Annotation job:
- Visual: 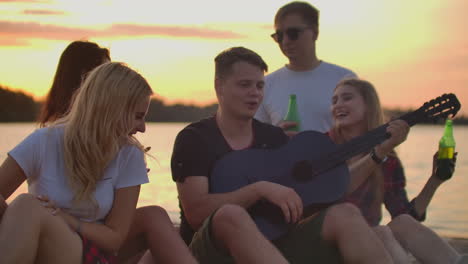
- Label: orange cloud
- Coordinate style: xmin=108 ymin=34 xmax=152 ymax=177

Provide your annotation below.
xmin=0 ymin=37 xmax=29 ymax=46
xmin=0 ymin=20 xmax=246 ymax=46
xmin=0 ymin=0 xmax=47 ymax=2
xmin=23 ymin=9 xmax=66 ymax=15
xmin=109 ymin=24 xmax=244 ymax=39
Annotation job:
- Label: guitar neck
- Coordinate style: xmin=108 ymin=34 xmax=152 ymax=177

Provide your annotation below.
xmin=312 ymin=110 xmax=422 ymax=175
xmin=302 ymin=93 xmax=460 ymax=179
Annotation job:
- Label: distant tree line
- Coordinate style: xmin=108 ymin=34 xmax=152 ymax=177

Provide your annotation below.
xmin=0 ymin=85 xmax=467 ymax=124
xmin=146 ymin=99 xmax=217 ymax=122
xmin=0 ymin=85 xmax=41 ymax=122
xmin=0 ymin=85 xmax=217 ymax=123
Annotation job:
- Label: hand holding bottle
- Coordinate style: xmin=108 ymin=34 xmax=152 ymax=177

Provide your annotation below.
xmin=278 ymin=120 xmax=299 ymax=138
xmin=432 ymin=151 xmax=457 ymax=182
xmin=435 ymin=119 xmax=456 ymax=180
xmin=282 ymin=94 xmax=301 ymax=137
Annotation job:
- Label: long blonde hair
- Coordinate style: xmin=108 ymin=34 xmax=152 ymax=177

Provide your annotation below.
xmin=330 ymin=78 xmax=389 ymax=211
xmin=55 ymin=62 xmax=152 ymax=209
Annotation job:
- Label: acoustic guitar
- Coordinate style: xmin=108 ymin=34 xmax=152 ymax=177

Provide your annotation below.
xmin=210 ymin=93 xmax=461 ymax=240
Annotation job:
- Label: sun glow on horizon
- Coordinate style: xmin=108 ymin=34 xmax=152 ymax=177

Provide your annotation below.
xmin=0 ymin=0 xmax=467 ymax=115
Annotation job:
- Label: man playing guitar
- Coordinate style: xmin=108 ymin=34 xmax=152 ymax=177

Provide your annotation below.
xmin=171 ymin=46 xmax=409 ymax=263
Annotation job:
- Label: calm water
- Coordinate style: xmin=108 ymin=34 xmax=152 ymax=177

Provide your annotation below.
xmin=1 ymin=123 xmax=467 ymax=238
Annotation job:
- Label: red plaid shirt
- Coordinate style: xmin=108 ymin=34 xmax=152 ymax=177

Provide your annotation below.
xmin=80 ymin=234 xmax=117 ymax=264
xmin=344 ymin=155 xmax=426 ymax=226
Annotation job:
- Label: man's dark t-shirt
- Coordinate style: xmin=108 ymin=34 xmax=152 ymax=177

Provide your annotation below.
xmin=171 ymin=116 xmax=288 ymax=244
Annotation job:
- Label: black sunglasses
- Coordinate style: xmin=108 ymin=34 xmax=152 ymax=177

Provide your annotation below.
xmin=271 ymin=27 xmax=313 ymax=43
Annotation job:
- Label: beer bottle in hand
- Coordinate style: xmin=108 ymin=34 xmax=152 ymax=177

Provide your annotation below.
xmin=284 ymin=94 xmax=301 ymax=132
xmin=436 ymin=119 xmax=456 ymax=180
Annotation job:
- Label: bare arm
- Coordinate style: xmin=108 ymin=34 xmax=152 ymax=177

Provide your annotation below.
xmin=177 ymin=176 xmax=302 ymax=231
xmin=55 ymin=186 xmax=141 ymax=252
xmin=177 ymin=176 xmax=260 ymax=230
xmin=0 ymin=156 xmax=27 ymax=218
xmin=347 ymin=154 xmax=380 ymax=193
xmin=411 ymin=177 xmax=441 ymax=217
xmin=347 ymin=120 xmax=410 ymax=193
xmin=411 ymin=152 xmax=454 ymax=217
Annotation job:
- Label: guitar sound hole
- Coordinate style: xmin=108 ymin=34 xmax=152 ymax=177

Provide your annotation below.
xmin=292 ymin=160 xmax=315 ymax=182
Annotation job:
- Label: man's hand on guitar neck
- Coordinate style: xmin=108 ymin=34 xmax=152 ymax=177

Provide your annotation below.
xmin=374 ymin=119 xmax=410 ymax=158
xmin=254 ymin=181 xmax=303 ymax=224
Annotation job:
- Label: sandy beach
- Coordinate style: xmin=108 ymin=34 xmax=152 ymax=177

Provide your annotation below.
xmin=408 ymin=237 xmax=468 ymax=263
xmin=447 ymin=237 xmax=468 ymax=254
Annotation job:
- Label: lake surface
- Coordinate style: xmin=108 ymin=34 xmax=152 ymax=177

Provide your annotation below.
xmin=1 ymin=122 xmax=467 ymax=238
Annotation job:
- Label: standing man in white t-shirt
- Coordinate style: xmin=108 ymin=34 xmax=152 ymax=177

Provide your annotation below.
xmin=255 ymin=1 xmax=356 ymax=135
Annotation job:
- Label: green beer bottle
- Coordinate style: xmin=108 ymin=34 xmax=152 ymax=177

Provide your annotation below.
xmin=436 ymin=119 xmax=456 ymax=180
xmin=284 ymin=94 xmax=301 ymax=132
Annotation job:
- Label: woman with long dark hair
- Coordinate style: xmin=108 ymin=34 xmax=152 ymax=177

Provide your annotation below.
xmin=38 ymin=40 xmax=110 ymax=126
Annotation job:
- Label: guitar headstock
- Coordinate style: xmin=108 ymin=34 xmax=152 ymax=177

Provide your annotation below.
xmin=407 ymin=93 xmax=461 ymax=125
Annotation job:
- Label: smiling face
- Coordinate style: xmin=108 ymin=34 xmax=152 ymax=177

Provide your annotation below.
xmin=129 ymin=95 xmax=151 ymax=135
xmin=331 ymin=84 xmax=367 ymax=131
xmin=216 ymin=61 xmax=264 ymax=120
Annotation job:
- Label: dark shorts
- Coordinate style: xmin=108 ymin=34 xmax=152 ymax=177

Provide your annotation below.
xmin=79 ymin=233 xmax=117 ymax=264
xmin=189 ymin=211 xmax=235 ymax=264
xmin=189 ymin=209 xmax=342 ymax=264
xmin=273 ymin=210 xmax=343 ymax=264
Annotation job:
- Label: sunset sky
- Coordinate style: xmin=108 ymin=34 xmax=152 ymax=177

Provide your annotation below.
xmin=1 ymin=0 xmax=467 ymax=116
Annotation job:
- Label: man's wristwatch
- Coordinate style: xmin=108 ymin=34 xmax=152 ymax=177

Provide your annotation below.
xmin=370 ymin=148 xmax=388 ymax=164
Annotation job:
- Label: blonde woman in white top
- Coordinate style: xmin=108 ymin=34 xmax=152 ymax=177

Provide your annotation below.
xmin=0 ymin=62 xmax=196 ymax=264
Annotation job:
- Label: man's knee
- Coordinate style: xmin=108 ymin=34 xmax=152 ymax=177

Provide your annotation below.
xmin=212 ymin=204 xmax=249 ymax=228
xmin=326 ymin=203 xmax=362 ymax=224
xmin=322 ymin=203 xmax=365 ymax=239
xmin=208 ymin=204 xmax=253 ymax=251
xmin=212 ymin=204 xmax=251 ymax=237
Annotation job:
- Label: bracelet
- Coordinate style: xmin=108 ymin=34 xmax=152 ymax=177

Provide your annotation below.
xmin=370 ymin=148 xmax=388 ymax=164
